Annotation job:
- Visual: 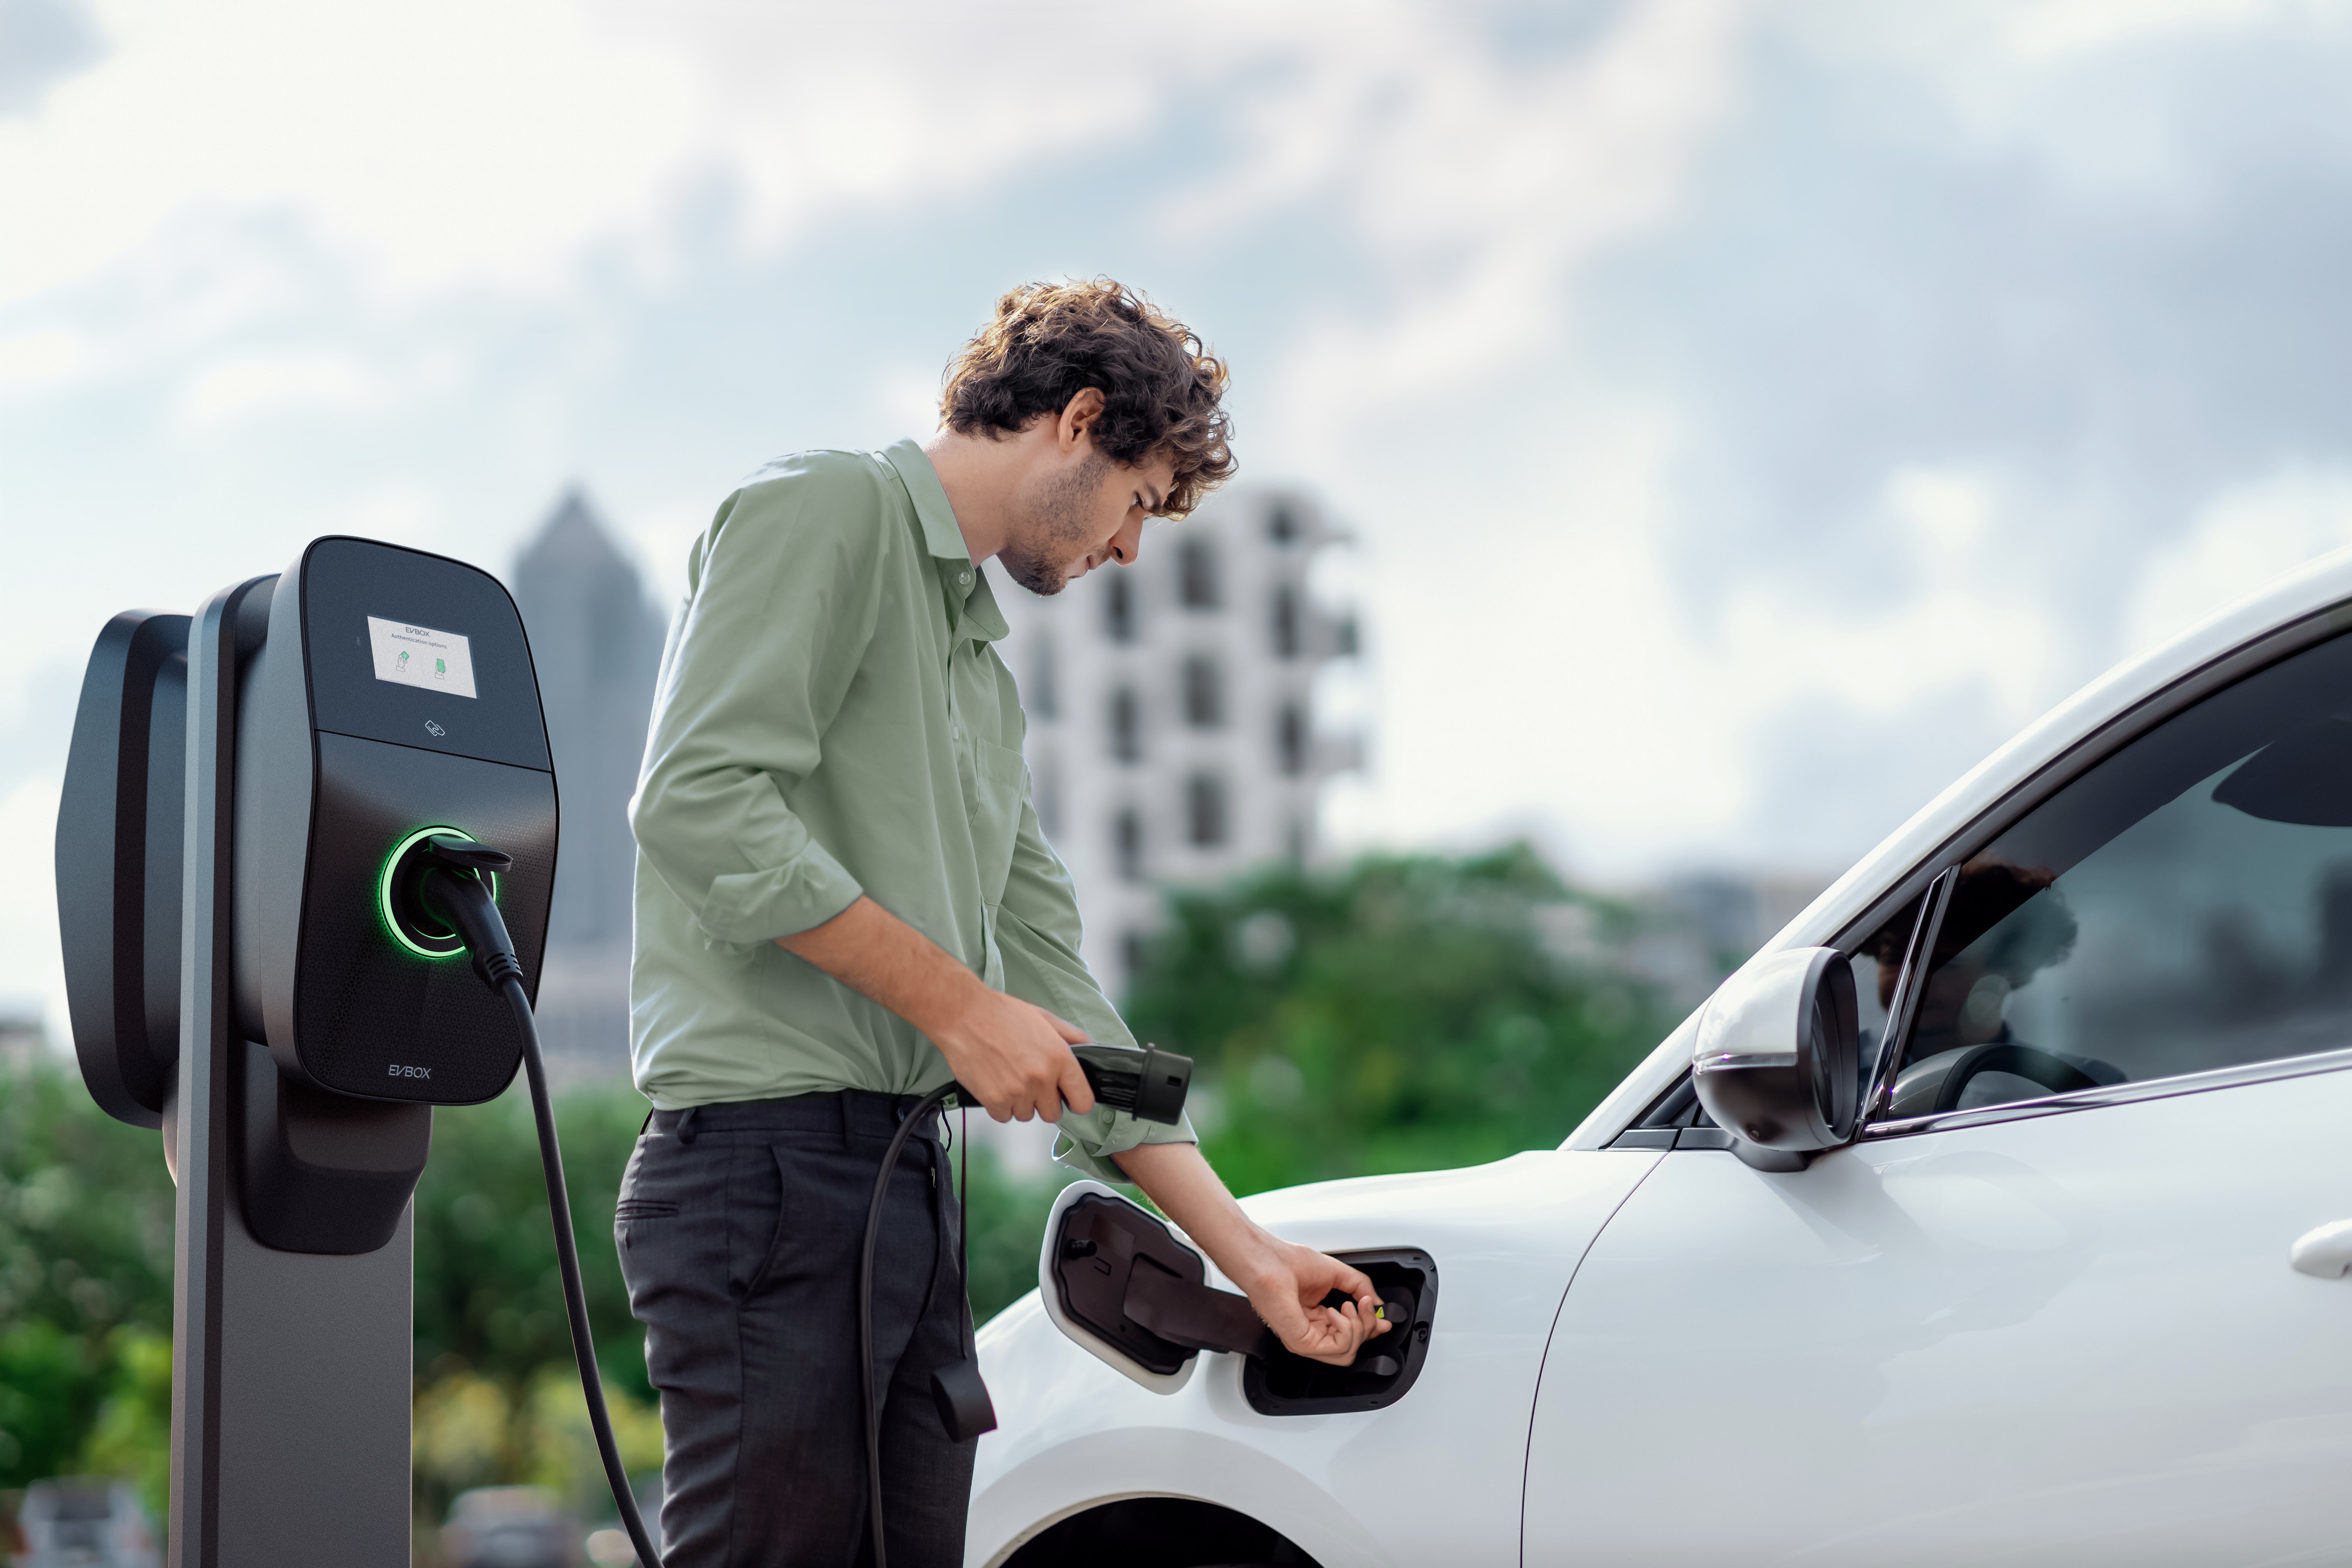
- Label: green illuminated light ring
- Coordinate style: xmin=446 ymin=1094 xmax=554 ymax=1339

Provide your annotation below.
xmin=377 ymin=825 xmax=501 ymax=960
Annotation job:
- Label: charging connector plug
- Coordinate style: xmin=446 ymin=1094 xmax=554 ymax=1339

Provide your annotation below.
xmin=416 ymin=836 xmax=520 ymax=988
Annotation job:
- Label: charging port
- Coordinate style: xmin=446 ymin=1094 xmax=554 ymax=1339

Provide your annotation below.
xmin=1044 ymin=1188 xmax=1438 ymax=1413
xmin=377 ymin=825 xmax=498 ymax=959
xmin=1241 ymin=1249 xmax=1437 ymax=1416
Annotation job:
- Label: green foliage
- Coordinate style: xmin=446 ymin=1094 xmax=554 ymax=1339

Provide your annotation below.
xmin=956 ymin=1140 xmax=1075 ymax=1326
xmin=413 ymin=1085 xmax=648 ymax=1401
xmin=0 ymin=1060 xmax=175 ymax=1490
xmin=79 ymin=1327 xmax=172 ymax=1521
xmin=410 ymin=1082 xmax=653 ymax=1526
xmin=1122 ymin=843 xmax=1665 ymax=1197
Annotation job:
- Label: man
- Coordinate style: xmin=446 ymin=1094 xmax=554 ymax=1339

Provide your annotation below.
xmin=619 ymin=279 xmax=1388 ymax=1566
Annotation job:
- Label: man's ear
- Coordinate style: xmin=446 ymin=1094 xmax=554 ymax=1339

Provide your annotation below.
xmin=1057 ymin=387 xmax=1107 ymax=454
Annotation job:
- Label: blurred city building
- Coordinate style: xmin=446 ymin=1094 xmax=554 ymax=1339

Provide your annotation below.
xmin=994 ymin=486 xmax=1366 ymax=992
xmin=509 ymin=489 xmax=665 ymax=1083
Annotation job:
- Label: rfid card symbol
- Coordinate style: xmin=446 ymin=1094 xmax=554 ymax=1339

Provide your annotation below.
xmin=425 ymin=720 xmax=445 ymax=736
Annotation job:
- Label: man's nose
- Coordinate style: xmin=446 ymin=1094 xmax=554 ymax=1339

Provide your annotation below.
xmin=1105 ymin=515 xmax=1144 ymax=567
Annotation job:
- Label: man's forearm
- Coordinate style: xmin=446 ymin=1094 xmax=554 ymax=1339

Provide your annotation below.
xmin=775 ymin=894 xmax=983 ymax=1041
xmin=775 ymin=895 xmax=1094 ymax=1120
xmin=1111 ymin=1141 xmax=1280 ymax=1289
xmin=1113 ymin=1141 xmax=1388 ymax=1366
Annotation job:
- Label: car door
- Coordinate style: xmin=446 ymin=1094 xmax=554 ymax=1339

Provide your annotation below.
xmin=1525 ymin=624 xmax=2352 ymax=1566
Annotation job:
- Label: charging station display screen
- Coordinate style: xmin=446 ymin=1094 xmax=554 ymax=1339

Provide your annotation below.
xmin=365 ymin=617 xmax=478 ymax=700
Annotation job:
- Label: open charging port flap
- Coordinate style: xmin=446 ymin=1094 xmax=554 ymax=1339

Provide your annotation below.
xmin=1036 ymin=1180 xmax=1438 ymax=1414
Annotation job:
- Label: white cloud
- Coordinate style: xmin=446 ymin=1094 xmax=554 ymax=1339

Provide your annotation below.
xmin=0 ymin=0 xmax=703 ymax=306
xmin=1228 ymin=0 xmax=1748 ymax=458
xmin=2123 ymin=465 xmax=2352 ymax=658
xmin=1990 ymin=0 xmax=2336 ymax=64
xmin=1717 ymin=464 xmax=2056 ymax=731
xmin=180 ymin=350 xmax=379 ymax=426
xmin=0 ymin=326 xmax=85 ymax=388
xmin=0 ymin=0 xmax=1334 ymax=318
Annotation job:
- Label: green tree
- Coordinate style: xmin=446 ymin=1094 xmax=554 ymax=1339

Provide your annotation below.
xmin=0 ymin=1060 xmax=175 ymax=1491
xmin=410 ymin=1082 xmax=652 ymax=1527
xmin=1122 ymin=844 xmax=1665 ymax=1197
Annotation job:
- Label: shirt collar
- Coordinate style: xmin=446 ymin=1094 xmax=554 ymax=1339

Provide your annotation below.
xmin=883 ymin=439 xmax=973 ymax=562
xmin=882 ymin=439 xmax=1008 ymax=644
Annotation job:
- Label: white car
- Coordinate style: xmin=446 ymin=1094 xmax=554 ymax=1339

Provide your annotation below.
xmin=968 ymin=548 xmax=2352 ymax=1568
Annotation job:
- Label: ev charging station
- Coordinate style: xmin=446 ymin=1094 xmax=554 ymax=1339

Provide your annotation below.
xmin=55 ymin=532 xmax=1205 ymax=1568
xmin=57 ymin=538 xmax=559 ymax=1566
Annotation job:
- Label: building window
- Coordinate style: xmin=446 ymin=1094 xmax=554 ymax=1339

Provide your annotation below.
xmin=1182 ymin=656 xmax=1223 ymax=728
xmin=1106 ymin=573 xmax=1135 ymax=643
xmin=1277 ymin=703 xmax=1306 ymax=775
xmin=1272 ymin=584 xmax=1300 ymax=659
xmin=1110 ymin=687 xmax=1141 ymax=763
xmin=1186 ymin=774 xmax=1228 ymax=848
xmin=1121 ymin=929 xmax=1152 ymax=983
xmin=1029 ymin=636 xmax=1057 ymax=720
xmin=1114 ymin=809 xmax=1144 ymax=882
xmin=1268 ymin=503 xmax=1298 ymax=544
xmin=1180 ymin=537 xmax=1220 ymax=610
xmin=1285 ymin=815 xmax=1309 ymax=864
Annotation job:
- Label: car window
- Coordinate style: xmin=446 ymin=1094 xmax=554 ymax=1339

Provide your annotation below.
xmin=1864 ymin=630 xmax=2352 ymax=1122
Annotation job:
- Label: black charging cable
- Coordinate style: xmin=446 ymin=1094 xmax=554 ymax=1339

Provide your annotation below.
xmin=418 ymin=834 xmax=1196 ymax=1568
xmin=418 ymin=840 xmax=665 ymax=1568
xmin=860 ymin=1079 xmax=966 ymax=1568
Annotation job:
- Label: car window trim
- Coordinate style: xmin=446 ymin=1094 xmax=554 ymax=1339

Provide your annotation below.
xmin=1860 ymin=1045 xmax=2352 ymax=1140
xmin=1860 ymin=867 xmax=1955 ymax=1125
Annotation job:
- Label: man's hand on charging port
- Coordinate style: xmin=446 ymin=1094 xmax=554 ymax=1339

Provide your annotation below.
xmin=1113 ymin=1142 xmax=1392 ymax=1367
xmin=775 ymin=895 xmax=1094 ymax=1123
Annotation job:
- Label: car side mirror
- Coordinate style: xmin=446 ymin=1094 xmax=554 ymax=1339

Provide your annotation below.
xmin=1691 ymin=946 xmax=1860 ymax=1172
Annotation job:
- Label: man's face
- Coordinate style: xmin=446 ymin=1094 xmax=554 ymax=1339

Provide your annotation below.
xmin=999 ymin=443 xmax=1175 ymax=597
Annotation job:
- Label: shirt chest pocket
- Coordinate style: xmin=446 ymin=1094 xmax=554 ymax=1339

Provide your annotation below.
xmin=971 ymin=740 xmax=1027 ymax=907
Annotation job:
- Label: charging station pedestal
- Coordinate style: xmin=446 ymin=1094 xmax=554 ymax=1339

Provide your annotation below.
xmin=59 ymin=541 xmax=558 ymax=1567
xmin=166 ymin=577 xmax=416 ymax=1566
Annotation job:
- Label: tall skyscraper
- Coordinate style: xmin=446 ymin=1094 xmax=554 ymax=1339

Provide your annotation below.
xmin=509 ymin=489 xmax=665 ymax=1078
xmin=993 ymin=485 xmax=1365 ymax=992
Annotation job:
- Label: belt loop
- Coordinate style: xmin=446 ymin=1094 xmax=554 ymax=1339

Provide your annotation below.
xmin=676 ymin=1106 xmax=700 ymax=1146
xmin=835 ymin=1089 xmax=851 ymax=1152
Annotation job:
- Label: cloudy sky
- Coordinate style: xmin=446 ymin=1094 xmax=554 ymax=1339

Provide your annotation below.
xmin=6 ymin=0 xmax=2352 ymax=1029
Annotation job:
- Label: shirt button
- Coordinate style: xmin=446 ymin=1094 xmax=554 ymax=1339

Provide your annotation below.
xmin=959 ymin=570 xmax=971 ymax=585
xmin=952 ymin=725 xmax=961 ymax=740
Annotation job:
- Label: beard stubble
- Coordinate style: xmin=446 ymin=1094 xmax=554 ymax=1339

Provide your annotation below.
xmin=999 ymin=451 xmax=1108 ymax=596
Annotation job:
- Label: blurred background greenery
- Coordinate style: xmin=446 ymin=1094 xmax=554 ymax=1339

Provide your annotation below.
xmin=0 ymin=844 xmax=1680 ymax=1545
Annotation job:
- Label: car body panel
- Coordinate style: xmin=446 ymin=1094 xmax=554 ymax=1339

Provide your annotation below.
xmin=1528 ymin=1066 xmax=2352 ymax=1565
xmin=969 ymin=1148 xmax=1660 ymax=1567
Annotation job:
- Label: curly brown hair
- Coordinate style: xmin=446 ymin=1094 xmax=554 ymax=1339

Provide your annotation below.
xmin=940 ymin=278 xmax=1236 ymax=517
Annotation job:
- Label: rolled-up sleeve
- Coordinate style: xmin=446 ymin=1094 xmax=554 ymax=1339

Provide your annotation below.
xmin=994 ymin=791 xmax=1196 ymax=1183
xmin=629 ymin=468 xmax=885 ymax=948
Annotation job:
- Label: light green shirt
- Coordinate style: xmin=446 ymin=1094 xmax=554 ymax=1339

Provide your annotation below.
xmin=626 ymin=439 xmax=1192 ymax=1181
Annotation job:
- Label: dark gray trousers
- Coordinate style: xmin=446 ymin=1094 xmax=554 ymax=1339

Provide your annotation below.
xmin=615 ymin=1091 xmax=977 ymax=1567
